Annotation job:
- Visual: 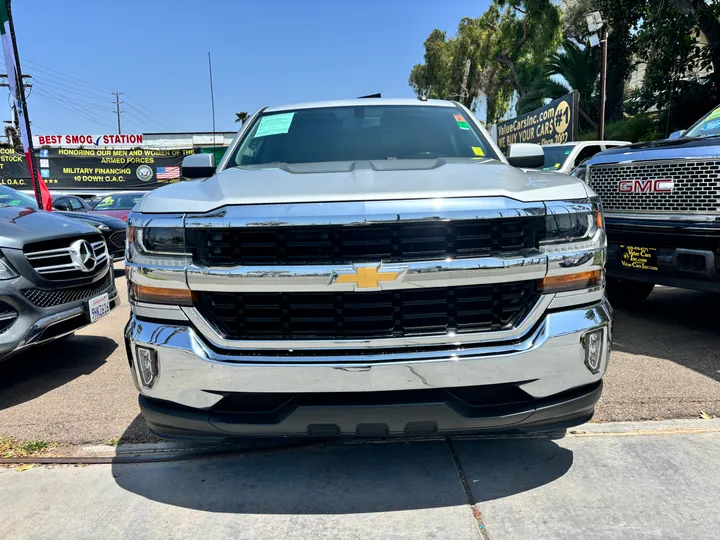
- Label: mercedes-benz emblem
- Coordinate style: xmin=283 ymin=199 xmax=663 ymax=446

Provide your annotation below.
xmin=70 ymin=239 xmax=97 ymax=272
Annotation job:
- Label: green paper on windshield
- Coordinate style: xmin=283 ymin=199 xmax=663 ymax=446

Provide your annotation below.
xmin=457 ymin=121 xmax=470 ymax=130
xmin=255 ymin=113 xmax=295 ymax=137
xmin=565 ymin=149 xmax=571 ymax=154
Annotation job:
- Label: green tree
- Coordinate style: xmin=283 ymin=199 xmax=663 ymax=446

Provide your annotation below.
xmin=234 ymin=111 xmax=249 ymax=124
xmin=408 ymin=0 xmax=561 ymax=123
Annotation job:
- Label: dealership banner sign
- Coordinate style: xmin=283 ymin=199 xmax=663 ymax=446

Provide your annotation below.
xmin=0 ymin=147 xmax=195 ymax=190
xmin=33 ymin=133 xmax=145 ymax=147
xmin=495 ymin=91 xmax=578 ymax=152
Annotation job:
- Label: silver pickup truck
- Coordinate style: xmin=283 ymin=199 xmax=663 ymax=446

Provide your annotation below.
xmin=124 ymin=98 xmax=612 ymax=439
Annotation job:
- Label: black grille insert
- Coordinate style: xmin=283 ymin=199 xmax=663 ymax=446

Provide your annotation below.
xmin=195 ymin=281 xmax=539 ymax=340
xmin=22 ymin=270 xmax=114 ymax=308
xmin=109 ymin=230 xmax=126 ymax=250
xmin=187 ymin=218 xmax=540 ymax=266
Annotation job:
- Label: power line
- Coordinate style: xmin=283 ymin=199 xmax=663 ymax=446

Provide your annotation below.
xmin=32 ymin=89 xmax=116 ymax=131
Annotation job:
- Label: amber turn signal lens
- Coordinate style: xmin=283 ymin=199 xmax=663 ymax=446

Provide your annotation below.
xmin=539 ymin=270 xmax=603 ymax=293
xmin=130 ymin=284 xmax=196 ymax=306
xmin=593 ymin=210 xmax=604 ymax=229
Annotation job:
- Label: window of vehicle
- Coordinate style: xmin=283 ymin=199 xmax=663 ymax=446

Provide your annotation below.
xmin=0 ymin=185 xmax=38 ymax=208
xmin=573 ymin=145 xmax=602 ymax=167
xmin=683 ymin=106 xmax=720 ymax=138
xmin=53 ymin=197 xmax=70 ymax=211
xmin=538 ymin=145 xmax=574 ymax=170
xmin=92 ymin=194 xmax=143 ymax=210
xmin=69 ymin=197 xmax=85 ymax=211
xmin=228 ymin=105 xmax=497 ymax=167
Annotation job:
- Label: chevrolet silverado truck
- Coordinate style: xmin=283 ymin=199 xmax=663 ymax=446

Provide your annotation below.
xmin=584 ymin=105 xmax=720 ymax=306
xmin=124 ymin=98 xmax=612 ymax=439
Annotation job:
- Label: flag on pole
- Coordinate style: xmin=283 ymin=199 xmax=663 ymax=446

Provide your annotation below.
xmin=0 ymin=1 xmax=51 ymax=210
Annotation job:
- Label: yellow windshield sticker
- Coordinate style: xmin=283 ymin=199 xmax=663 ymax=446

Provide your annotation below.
xmin=255 ymin=113 xmax=295 ymax=138
xmin=472 ymin=146 xmax=485 ymax=156
xmin=707 ymin=108 xmax=720 ymax=121
xmin=554 ymin=163 xmax=561 ymax=169
xmin=96 ymin=196 xmax=114 ymax=208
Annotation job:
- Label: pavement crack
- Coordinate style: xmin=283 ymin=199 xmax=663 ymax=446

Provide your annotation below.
xmin=445 ymin=438 xmax=490 ymax=540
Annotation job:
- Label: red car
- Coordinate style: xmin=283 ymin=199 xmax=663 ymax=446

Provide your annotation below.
xmin=89 ymin=192 xmax=146 ymax=222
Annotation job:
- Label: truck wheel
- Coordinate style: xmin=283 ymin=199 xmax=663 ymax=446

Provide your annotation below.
xmin=606 ymin=278 xmax=655 ymax=308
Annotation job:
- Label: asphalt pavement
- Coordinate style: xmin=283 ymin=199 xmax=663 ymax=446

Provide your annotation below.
xmin=0 ymin=263 xmax=718 ymax=445
xmin=2 ymin=420 xmax=719 ymax=540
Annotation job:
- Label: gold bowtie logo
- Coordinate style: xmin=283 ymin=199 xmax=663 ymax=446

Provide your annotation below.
xmin=334 ymin=266 xmax=401 ymax=289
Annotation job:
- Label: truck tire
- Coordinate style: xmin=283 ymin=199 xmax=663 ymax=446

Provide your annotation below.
xmin=606 ymin=278 xmax=655 ymax=308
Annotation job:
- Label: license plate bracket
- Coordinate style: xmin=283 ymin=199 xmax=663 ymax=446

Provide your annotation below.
xmin=619 ymin=245 xmax=658 ymax=271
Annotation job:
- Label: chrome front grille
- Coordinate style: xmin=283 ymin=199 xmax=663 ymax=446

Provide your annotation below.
xmin=24 ymin=236 xmax=109 ymax=280
xmin=588 ymin=159 xmax=720 ymax=213
xmin=195 ymin=281 xmax=539 ymax=340
xmin=186 ymin=218 xmax=540 ymax=266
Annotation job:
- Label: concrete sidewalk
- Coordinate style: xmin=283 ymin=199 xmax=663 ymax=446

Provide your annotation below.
xmin=1 ymin=420 xmax=719 ymax=540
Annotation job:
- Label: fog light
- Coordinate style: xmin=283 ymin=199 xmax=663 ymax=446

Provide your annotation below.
xmin=136 ymin=346 xmax=159 ymax=388
xmin=583 ymin=330 xmax=604 ymax=374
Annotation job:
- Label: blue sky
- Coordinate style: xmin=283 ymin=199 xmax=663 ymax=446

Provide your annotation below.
xmin=7 ymin=0 xmax=492 ymax=136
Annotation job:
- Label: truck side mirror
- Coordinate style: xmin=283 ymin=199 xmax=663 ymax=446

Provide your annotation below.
xmin=668 ymin=130 xmax=685 ymax=140
xmin=182 ymin=153 xmax=216 ymax=179
xmin=507 ymin=143 xmax=545 ymax=168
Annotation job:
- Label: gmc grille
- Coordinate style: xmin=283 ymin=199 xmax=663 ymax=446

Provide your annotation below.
xmin=186 ymin=218 xmax=540 ymax=266
xmin=588 ymin=159 xmax=720 ymax=213
xmin=195 ymin=281 xmax=539 ymax=340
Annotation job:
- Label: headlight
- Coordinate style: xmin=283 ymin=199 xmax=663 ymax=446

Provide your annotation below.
xmin=0 ymin=254 xmax=18 ymax=280
xmin=539 ymin=199 xmax=606 ymax=294
xmin=540 ymin=203 xmax=603 ymax=246
xmin=127 ymin=221 xmax=190 ymax=267
xmin=78 ymin=220 xmax=110 ymax=231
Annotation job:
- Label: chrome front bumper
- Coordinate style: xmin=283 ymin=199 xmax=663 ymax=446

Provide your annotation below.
xmin=125 ymin=298 xmax=613 ymax=411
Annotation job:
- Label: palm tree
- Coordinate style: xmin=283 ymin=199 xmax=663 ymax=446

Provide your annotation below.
xmin=545 ymin=39 xmax=600 ymax=122
xmin=235 ymin=111 xmax=249 ymax=124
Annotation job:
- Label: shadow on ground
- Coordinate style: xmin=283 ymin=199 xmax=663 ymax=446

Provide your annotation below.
xmin=112 ymin=422 xmax=573 ymax=514
xmin=612 ymin=287 xmax=720 ymax=381
xmin=0 ymin=335 xmax=116 ymax=411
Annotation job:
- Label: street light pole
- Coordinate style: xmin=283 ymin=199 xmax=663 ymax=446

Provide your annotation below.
xmin=598 ymin=23 xmax=608 ymax=140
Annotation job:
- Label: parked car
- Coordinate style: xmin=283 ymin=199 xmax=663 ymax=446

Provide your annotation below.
xmin=584 ymin=104 xmax=720 ymax=306
xmin=53 ymin=195 xmax=93 ymax=212
xmin=89 ymin=192 xmax=145 ymax=221
xmin=125 ymin=98 xmax=611 ymax=440
xmin=0 ymin=195 xmax=119 ymax=360
xmin=535 ymin=141 xmax=629 ymax=175
xmin=0 ymin=187 xmax=127 ymax=259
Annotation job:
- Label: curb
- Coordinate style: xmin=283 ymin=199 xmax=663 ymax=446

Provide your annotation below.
xmin=2 ymin=418 xmax=719 ymax=465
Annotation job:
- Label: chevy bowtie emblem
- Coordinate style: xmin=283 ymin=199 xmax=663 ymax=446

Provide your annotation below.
xmin=332 ymin=265 xmax=402 ymax=289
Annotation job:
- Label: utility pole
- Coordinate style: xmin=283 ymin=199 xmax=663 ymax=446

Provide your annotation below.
xmin=0 ymin=73 xmax=31 ymax=129
xmin=598 ymin=23 xmax=608 ymax=140
xmin=208 ymin=52 xmax=216 ymax=146
xmin=113 ymin=92 xmax=123 ymax=134
xmin=586 ymin=12 xmax=607 ymax=140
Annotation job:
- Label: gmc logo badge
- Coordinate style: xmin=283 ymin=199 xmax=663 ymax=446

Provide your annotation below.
xmin=617 ymin=179 xmax=674 ymax=193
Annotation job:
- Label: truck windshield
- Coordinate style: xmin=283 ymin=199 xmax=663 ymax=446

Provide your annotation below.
xmin=228 ymin=105 xmax=497 ymax=166
xmin=537 ymin=145 xmax=574 ymax=170
xmin=684 ymin=106 xmax=720 ymax=138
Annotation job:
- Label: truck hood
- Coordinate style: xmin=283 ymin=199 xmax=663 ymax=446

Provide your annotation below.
xmin=0 ymin=206 xmax=98 ymax=249
xmin=140 ymin=159 xmax=589 ymax=213
xmin=587 ymin=135 xmax=720 ymax=165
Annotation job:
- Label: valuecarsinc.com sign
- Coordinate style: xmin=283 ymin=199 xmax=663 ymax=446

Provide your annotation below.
xmin=494 ymin=91 xmax=578 ymax=152
xmin=33 ymin=134 xmax=144 ymax=147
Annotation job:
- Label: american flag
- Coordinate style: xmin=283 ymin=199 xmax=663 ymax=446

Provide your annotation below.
xmin=156 ymin=166 xmax=180 ymax=179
